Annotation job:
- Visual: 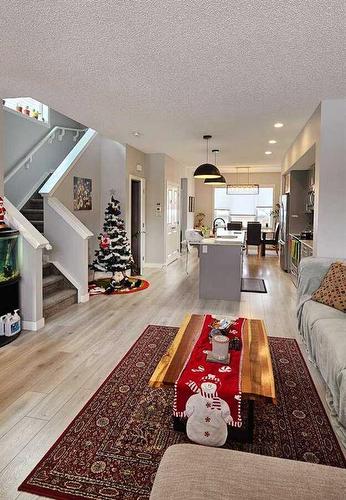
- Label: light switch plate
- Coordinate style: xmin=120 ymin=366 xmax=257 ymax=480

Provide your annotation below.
xmin=202 ymin=245 xmax=208 ymax=253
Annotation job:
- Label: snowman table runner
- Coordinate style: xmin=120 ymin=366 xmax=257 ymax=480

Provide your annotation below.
xmin=173 ymin=315 xmax=244 ymax=447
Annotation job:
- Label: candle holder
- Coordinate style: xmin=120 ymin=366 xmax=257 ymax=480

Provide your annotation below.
xmin=206 ymin=334 xmax=230 ymax=364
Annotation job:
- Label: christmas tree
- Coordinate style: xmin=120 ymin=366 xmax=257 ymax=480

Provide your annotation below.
xmin=91 ymin=196 xmax=134 ymax=277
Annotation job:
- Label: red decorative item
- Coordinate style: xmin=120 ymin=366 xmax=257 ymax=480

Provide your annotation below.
xmin=0 ymin=196 xmax=8 ymax=230
xmin=99 ymin=233 xmax=110 ymax=250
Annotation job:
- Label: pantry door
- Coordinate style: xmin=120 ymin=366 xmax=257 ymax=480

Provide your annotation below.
xmin=166 ymin=183 xmax=180 ymax=264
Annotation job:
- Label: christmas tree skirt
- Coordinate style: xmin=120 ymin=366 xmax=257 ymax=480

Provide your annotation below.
xmin=89 ymin=276 xmax=150 ymax=295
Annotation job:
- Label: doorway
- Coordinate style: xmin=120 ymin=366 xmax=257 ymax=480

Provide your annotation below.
xmin=129 ymin=176 xmax=146 ymax=275
xmin=166 ymin=182 xmax=180 ymax=264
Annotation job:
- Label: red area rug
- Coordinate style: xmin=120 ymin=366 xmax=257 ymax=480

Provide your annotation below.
xmin=19 ymin=326 xmax=346 ymax=500
xmin=89 ymin=277 xmax=150 ymax=295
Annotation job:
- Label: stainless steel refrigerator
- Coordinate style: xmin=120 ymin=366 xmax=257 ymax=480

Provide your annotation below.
xmin=279 ymin=194 xmax=290 ymax=271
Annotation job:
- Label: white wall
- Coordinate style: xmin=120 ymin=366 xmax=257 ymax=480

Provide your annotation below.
xmin=195 ymin=171 xmax=281 ymax=228
xmin=100 ymin=138 xmax=126 ymax=218
xmin=0 ymin=104 xmax=4 ymax=196
xmin=281 ymin=99 xmax=346 ymax=258
xmin=316 ymin=100 xmax=346 ymax=258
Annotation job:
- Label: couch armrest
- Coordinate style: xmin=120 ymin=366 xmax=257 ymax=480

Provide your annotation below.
xmin=150 ymin=444 xmax=346 ymax=500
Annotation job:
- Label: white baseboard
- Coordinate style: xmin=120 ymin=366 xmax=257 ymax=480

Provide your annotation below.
xmin=143 ymin=262 xmax=165 ymax=268
xmin=22 ymin=317 xmax=45 ymax=331
xmin=80 ymin=293 xmax=90 ymax=303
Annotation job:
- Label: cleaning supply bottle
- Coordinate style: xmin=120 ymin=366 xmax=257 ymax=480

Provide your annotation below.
xmin=4 ymin=313 xmax=12 ymax=336
xmin=10 ymin=309 xmax=21 ymax=336
xmin=0 ymin=315 xmax=7 ymax=336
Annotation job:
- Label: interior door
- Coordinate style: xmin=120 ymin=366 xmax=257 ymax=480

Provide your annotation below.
xmin=131 ymin=179 xmax=141 ymax=275
xmin=166 ymin=183 xmax=180 ymax=264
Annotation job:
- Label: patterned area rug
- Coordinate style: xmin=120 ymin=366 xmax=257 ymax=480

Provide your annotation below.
xmin=19 ymin=326 xmax=346 ymax=500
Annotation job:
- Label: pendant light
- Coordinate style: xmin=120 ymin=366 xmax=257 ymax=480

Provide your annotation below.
xmin=226 ymin=167 xmax=259 ymax=195
xmin=193 ymin=135 xmax=221 ymax=179
xmin=204 ymin=149 xmax=226 ymax=185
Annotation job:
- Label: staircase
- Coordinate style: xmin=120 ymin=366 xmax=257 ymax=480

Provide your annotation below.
xmin=21 ymin=190 xmax=79 ymax=319
xmin=21 ymin=190 xmax=44 ymax=233
xmin=43 ymin=263 xmax=78 ymax=318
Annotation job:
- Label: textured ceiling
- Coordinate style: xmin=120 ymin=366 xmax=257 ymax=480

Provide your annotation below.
xmin=0 ymin=1 xmax=345 ymax=169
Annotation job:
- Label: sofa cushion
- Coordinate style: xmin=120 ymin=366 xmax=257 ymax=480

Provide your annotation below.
xmin=310 ymin=318 xmax=346 ymax=424
xmin=312 ymin=262 xmax=346 ymax=313
xmin=150 ymin=444 xmax=346 ymax=500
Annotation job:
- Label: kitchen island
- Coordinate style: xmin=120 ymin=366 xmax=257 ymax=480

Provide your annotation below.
xmin=199 ymin=231 xmax=245 ymax=301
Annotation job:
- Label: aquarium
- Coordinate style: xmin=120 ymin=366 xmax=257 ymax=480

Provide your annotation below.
xmin=0 ymin=229 xmax=20 ymax=284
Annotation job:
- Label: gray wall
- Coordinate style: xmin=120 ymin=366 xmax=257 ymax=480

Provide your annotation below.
xmin=4 ymin=107 xmax=85 ymax=174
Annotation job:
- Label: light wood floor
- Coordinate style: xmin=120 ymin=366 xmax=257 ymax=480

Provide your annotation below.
xmin=0 ymin=251 xmax=343 ymax=499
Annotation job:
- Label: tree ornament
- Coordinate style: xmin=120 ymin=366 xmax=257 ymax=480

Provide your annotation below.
xmin=99 ymin=233 xmax=110 ymax=250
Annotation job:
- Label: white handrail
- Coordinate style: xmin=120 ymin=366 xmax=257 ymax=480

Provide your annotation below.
xmin=3 ymin=197 xmax=51 ymax=250
xmin=4 ymin=126 xmax=87 ymax=183
xmin=40 ymin=128 xmax=97 ymax=196
xmin=47 ymin=197 xmax=93 ymax=240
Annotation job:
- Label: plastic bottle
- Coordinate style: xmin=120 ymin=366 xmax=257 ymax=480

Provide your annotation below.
xmin=10 ymin=309 xmax=21 ymax=336
xmin=0 ymin=315 xmax=7 ymax=336
xmin=4 ymin=313 xmax=12 ymax=336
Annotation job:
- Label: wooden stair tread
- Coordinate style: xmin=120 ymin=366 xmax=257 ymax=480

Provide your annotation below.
xmin=42 ymin=274 xmax=64 ymax=287
xmin=43 ymin=288 xmax=77 ymax=307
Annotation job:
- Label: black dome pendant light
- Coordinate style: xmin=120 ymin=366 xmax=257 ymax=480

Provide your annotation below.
xmin=204 ymin=149 xmax=226 ymax=185
xmin=193 ymin=135 xmax=222 ymax=179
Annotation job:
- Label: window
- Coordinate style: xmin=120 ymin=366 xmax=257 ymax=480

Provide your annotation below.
xmin=214 ymin=186 xmax=274 ymax=227
xmin=3 ymin=97 xmax=49 ymax=124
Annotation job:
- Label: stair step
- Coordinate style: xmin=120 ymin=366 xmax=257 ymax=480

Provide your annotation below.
xmin=31 ymin=221 xmax=44 ymax=232
xmin=21 ymin=209 xmax=44 ymax=221
xmin=27 ymin=198 xmax=43 ymax=209
xmin=42 ymin=274 xmax=65 ymax=295
xmin=43 ymin=288 xmax=78 ymax=319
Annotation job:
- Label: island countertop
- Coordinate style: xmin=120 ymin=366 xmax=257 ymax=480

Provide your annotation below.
xmin=201 ymin=230 xmax=245 ymax=246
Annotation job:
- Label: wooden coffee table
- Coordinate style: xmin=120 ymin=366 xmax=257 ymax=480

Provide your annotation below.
xmin=149 ymin=314 xmax=276 ymax=442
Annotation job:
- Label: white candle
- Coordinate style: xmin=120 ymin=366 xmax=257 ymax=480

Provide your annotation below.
xmin=212 ymin=335 xmax=229 ymax=361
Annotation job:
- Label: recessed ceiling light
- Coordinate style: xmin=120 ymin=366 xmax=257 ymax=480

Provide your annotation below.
xmin=274 ymin=122 xmax=284 ymax=128
xmin=265 ymin=151 xmax=272 ymax=155
xmin=268 ymin=139 xmax=277 ymax=144
xmin=132 ymin=131 xmax=141 ymax=137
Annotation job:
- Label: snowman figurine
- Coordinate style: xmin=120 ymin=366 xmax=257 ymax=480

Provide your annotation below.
xmin=185 ymin=373 xmax=233 ymax=447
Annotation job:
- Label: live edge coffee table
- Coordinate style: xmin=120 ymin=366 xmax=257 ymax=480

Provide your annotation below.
xmin=149 ymin=314 xmax=276 ymax=443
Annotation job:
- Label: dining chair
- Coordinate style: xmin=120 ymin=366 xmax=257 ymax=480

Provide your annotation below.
xmin=246 ymin=222 xmax=262 ymax=256
xmin=227 ymin=221 xmax=242 ymax=230
xmin=263 ymin=223 xmax=280 ymax=254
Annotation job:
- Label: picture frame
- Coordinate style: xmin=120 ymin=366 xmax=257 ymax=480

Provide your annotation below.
xmin=73 ymin=176 xmax=92 ymax=210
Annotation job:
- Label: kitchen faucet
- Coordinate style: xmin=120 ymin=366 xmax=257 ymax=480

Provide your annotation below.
xmin=213 ymin=217 xmax=225 ymax=235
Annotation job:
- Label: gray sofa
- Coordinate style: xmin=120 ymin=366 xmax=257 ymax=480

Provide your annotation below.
xmin=150 ymin=444 xmax=346 ymax=499
xmin=297 ymin=257 xmax=346 ymax=446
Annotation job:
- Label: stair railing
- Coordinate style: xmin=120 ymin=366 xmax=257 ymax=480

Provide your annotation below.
xmin=4 ymin=197 xmax=51 ymax=331
xmin=40 ymin=128 xmax=97 ymax=303
xmin=4 ymin=126 xmax=87 ymax=208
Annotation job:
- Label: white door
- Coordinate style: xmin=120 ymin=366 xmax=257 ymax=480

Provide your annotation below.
xmin=166 ymin=183 xmax=180 ymax=264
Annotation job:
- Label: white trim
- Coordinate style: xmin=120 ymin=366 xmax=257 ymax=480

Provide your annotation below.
xmin=40 ymin=128 xmax=97 ymax=196
xmin=17 ymin=171 xmax=53 ymax=210
xmin=47 ymin=198 xmax=93 ymax=240
xmin=22 ymin=318 xmax=45 ymax=331
xmin=50 ymin=260 xmax=88 ymax=303
xmin=4 ymin=197 xmax=50 ymax=250
xmin=4 ymin=126 xmax=87 ymax=184
xmin=129 ymin=175 xmax=146 ymax=274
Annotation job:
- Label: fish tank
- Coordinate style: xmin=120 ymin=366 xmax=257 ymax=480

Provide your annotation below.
xmin=0 ymin=229 xmax=20 ymax=284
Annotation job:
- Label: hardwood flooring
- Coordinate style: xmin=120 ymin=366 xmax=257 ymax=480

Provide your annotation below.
xmin=0 ymin=251 xmax=343 ymax=499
